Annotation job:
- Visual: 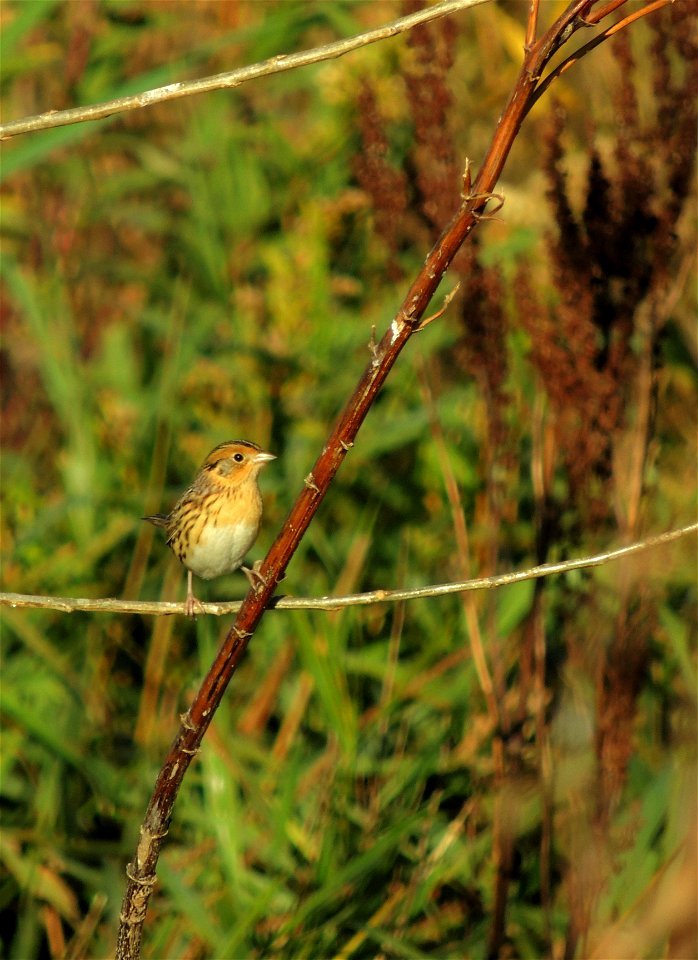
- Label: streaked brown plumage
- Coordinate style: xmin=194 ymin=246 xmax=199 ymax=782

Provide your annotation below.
xmin=144 ymin=440 xmax=275 ymax=616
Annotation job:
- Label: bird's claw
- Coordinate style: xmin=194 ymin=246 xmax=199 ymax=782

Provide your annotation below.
xmin=184 ymin=594 xmax=205 ymax=617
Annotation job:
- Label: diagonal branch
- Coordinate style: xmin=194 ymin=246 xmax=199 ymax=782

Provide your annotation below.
xmin=114 ymin=1 xmax=670 ymax=956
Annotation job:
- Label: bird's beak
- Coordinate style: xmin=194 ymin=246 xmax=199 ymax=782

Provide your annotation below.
xmin=254 ymin=451 xmax=276 ymax=464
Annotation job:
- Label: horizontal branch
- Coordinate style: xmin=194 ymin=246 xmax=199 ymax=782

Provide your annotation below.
xmin=2 ymin=523 xmax=694 ymax=617
xmin=0 ymin=0 xmax=488 ymax=140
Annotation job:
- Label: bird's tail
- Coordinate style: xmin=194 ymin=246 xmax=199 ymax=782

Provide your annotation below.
xmin=142 ymin=514 xmax=168 ymax=529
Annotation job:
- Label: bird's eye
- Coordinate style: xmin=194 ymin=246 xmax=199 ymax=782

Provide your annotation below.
xmin=233 ymin=453 xmax=245 ymax=463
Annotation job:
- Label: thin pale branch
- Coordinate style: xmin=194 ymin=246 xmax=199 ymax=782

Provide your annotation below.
xmin=0 ymin=0 xmax=489 ymax=141
xmin=2 ymin=523 xmax=694 ymax=617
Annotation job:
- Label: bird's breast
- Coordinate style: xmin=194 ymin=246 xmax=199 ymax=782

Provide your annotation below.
xmin=185 ymin=520 xmax=260 ymax=579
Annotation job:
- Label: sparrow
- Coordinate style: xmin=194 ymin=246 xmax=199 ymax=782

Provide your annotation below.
xmin=144 ymin=440 xmax=275 ymax=615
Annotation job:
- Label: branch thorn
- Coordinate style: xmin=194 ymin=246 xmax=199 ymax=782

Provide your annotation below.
xmin=415 ymin=282 xmax=462 ymax=332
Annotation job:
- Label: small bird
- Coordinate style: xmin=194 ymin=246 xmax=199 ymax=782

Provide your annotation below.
xmin=144 ymin=440 xmax=276 ymax=616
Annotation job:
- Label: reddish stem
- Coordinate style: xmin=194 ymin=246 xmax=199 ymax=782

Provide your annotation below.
xmin=525 ymin=0 xmax=541 ymax=51
xmin=585 ymin=0 xmax=629 ymax=26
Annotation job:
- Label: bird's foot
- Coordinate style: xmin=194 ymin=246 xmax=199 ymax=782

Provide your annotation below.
xmin=184 ymin=591 xmax=205 ymax=618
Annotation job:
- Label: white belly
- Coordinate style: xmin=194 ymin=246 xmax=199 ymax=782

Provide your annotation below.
xmin=186 ymin=521 xmax=258 ymax=579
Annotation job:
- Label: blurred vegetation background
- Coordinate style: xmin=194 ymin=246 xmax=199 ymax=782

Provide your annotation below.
xmin=1 ymin=2 xmax=696 ymax=958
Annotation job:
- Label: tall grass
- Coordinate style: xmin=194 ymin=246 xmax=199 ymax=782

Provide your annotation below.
xmin=1 ymin=3 xmax=696 ymax=958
